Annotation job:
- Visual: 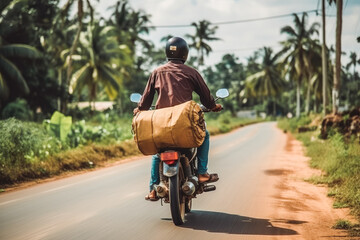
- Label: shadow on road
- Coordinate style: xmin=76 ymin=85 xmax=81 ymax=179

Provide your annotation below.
xmin=179 ymin=210 xmax=298 ymax=236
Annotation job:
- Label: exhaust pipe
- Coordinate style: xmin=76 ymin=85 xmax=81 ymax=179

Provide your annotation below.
xmin=203 ymin=185 xmax=216 ymax=192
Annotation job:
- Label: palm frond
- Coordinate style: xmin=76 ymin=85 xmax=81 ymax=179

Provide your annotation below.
xmin=69 ymin=63 xmax=91 ymax=94
xmin=0 ymin=55 xmax=29 ymax=95
xmin=280 ymin=26 xmax=297 ymax=37
xmin=0 ymin=44 xmax=41 ymax=59
xmin=0 ymin=73 xmax=9 ymax=100
xmin=99 ymin=65 xmax=121 ymax=100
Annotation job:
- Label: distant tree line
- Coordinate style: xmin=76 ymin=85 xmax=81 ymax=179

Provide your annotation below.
xmin=0 ymin=0 xmax=359 ymax=120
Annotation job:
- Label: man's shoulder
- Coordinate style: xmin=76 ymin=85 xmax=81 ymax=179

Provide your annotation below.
xmin=154 ymin=61 xmax=199 ymax=75
xmin=177 ymin=63 xmax=200 ymax=75
xmin=182 ymin=64 xmax=197 ymax=71
xmin=153 ymin=62 xmax=171 ymax=72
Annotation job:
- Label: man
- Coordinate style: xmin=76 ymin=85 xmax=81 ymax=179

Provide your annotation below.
xmin=133 ymin=37 xmax=222 ymax=201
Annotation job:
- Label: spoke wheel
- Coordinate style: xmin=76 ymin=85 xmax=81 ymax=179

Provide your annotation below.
xmin=169 ymin=164 xmax=185 ymax=225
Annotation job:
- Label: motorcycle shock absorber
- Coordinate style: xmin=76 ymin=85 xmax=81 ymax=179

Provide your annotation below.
xmin=180 ymin=156 xmax=192 ymax=179
xmin=180 ymin=156 xmax=198 ymax=195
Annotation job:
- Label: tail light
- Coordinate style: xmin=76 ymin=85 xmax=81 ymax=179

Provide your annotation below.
xmin=160 ymin=151 xmax=179 ymax=165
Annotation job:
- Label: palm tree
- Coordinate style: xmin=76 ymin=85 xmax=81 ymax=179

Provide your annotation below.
xmin=109 ymin=0 xmax=153 ymax=53
xmin=108 ymin=0 xmax=153 ymax=95
xmin=311 ymin=56 xmax=333 ymax=113
xmin=346 ymin=52 xmax=358 ymax=78
xmin=304 ymin=39 xmax=322 ymax=114
xmin=186 ymin=20 xmax=220 ymax=67
xmin=345 ymin=52 xmax=359 ymax=107
xmin=245 ymin=47 xmax=286 ymax=116
xmin=280 ymin=13 xmax=320 ymax=117
xmin=60 ymin=0 xmax=96 ymax=112
xmin=0 ymin=0 xmax=41 ymax=106
xmin=160 ymin=35 xmax=174 ymax=43
xmin=0 ymin=43 xmax=41 ymax=103
xmin=66 ymin=22 xmax=132 ymax=108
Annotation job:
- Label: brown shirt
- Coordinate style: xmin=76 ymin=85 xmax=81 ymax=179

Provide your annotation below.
xmin=138 ymin=60 xmax=216 ymax=110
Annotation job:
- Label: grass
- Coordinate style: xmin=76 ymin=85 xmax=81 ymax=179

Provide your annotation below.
xmin=205 ymin=111 xmax=264 ymax=135
xmin=333 ymin=219 xmax=353 ymax=229
xmin=332 ymin=219 xmax=360 ymax=237
xmin=0 ymin=140 xmax=140 ymax=188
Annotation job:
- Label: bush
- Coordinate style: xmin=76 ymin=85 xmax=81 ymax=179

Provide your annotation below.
xmin=1 ymin=98 xmax=33 ymax=120
xmin=67 ymin=118 xmax=133 ymax=148
xmin=0 ymin=118 xmax=62 ymax=183
xmin=277 ymin=115 xmax=312 ymax=133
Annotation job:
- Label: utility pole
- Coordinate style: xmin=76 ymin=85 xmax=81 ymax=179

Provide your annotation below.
xmin=333 ymin=0 xmax=343 ymax=114
xmin=321 ymin=0 xmax=328 ymax=115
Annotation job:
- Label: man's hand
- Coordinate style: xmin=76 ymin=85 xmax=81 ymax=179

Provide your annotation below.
xmin=133 ymin=107 xmax=140 ymax=116
xmin=211 ymin=104 xmax=222 ymax=112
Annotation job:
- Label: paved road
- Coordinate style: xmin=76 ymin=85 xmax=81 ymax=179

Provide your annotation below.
xmin=0 ymin=122 xmax=298 ymax=240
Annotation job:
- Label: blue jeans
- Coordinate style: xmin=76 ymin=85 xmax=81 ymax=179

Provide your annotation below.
xmin=149 ymin=130 xmax=210 ymax=191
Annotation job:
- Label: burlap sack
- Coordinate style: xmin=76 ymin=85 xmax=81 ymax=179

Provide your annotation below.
xmin=132 ymin=100 xmax=206 ymax=155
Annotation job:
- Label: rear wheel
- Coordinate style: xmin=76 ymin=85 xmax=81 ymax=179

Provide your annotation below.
xmin=169 ymin=164 xmax=185 ymax=225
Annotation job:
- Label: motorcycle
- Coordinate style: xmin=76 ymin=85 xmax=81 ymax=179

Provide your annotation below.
xmin=130 ymin=88 xmax=229 ymax=225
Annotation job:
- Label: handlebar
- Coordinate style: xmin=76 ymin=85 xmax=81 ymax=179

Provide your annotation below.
xmin=199 ymin=104 xmax=223 ymax=112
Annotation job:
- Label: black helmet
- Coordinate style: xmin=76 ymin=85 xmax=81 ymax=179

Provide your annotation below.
xmin=165 ymin=37 xmax=189 ymax=63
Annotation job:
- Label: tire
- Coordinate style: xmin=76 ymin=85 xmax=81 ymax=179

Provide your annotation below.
xmin=185 ymin=198 xmax=192 ymax=213
xmin=169 ymin=164 xmax=185 ymax=225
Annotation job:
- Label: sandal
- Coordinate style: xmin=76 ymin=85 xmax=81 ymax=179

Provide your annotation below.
xmin=145 ymin=189 xmax=159 ymax=201
xmin=199 ymin=173 xmax=219 ymax=183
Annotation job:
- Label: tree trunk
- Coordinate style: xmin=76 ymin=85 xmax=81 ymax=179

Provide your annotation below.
xmin=332 ymin=65 xmax=340 ymax=112
xmin=57 ymin=68 xmax=62 ymax=111
xmin=61 ymin=0 xmax=84 ymax=113
xmin=296 ymin=80 xmax=301 ymax=118
xmin=322 ymin=0 xmax=328 ymax=115
xmin=333 ymin=0 xmax=342 ymax=114
xmin=272 ymin=98 xmax=276 ymax=117
xmin=305 ymin=74 xmax=312 ymax=115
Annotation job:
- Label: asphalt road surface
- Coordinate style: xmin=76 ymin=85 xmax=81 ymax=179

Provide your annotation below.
xmin=0 ymin=122 xmax=299 ymax=240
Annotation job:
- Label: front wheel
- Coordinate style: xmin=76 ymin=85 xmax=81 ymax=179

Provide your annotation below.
xmin=169 ymin=165 xmax=185 ymax=225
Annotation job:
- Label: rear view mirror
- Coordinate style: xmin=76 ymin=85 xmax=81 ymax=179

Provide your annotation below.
xmin=216 ymin=88 xmax=229 ymax=99
xmin=130 ymin=93 xmax=142 ymax=103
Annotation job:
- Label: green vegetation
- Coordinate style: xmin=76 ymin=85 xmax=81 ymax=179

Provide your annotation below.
xmin=0 ymin=111 xmax=259 ymax=188
xmin=332 ymin=219 xmax=360 ymax=237
xmin=0 ymin=0 xmax=358 ymax=120
xmin=333 ymin=219 xmax=353 ymax=229
xmin=205 ymin=111 xmax=263 ymax=135
xmin=277 ymin=117 xmax=360 ymax=224
xmin=0 ymin=114 xmax=135 ymax=186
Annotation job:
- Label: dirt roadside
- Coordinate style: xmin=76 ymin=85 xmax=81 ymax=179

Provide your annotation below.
xmin=265 ymin=130 xmax=359 ymax=240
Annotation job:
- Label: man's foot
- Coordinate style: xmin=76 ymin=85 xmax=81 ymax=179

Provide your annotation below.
xmin=198 ymin=173 xmax=219 ymax=183
xmin=145 ymin=189 xmax=159 ymax=201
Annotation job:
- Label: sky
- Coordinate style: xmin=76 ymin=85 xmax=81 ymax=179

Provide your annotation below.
xmin=92 ymin=0 xmax=360 ymax=67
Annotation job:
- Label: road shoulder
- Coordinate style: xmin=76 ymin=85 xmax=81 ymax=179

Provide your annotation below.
xmin=265 ymin=129 xmax=358 ymax=240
